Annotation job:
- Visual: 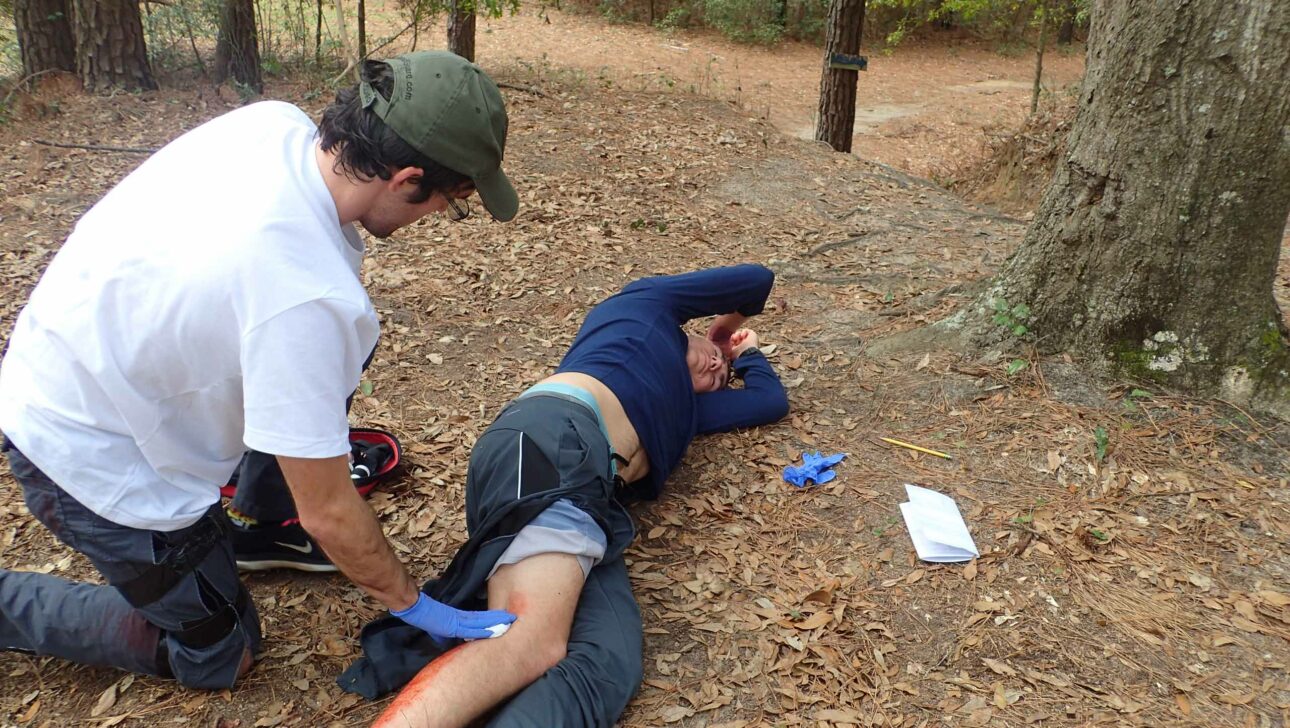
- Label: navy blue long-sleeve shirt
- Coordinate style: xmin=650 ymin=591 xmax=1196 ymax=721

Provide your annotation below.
xmin=555 ymin=264 xmax=789 ymax=499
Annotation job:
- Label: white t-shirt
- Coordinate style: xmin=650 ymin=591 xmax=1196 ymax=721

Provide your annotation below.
xmin=0 ymin=101 xmax=380 ymax=531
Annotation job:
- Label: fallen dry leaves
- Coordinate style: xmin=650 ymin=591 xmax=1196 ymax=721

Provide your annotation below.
xmin=0 ymin=43 xmax=1288 ymax=728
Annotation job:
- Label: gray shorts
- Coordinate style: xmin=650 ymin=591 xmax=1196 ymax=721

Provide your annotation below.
xmin=488 ymin=498 xmax=607 ymax=579
xmin=485 ymin=382 xmax=614 ymax=580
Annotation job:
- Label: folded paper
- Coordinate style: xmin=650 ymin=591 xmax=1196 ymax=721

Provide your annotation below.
xmin=899 ymin=484 xmax=979 ymax=563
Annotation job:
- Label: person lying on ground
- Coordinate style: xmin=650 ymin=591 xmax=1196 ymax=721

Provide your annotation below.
xmin=0 ymin=52 xmax=518 ymax=690
xmin=338 ymin=263 xmax=790 ymax=728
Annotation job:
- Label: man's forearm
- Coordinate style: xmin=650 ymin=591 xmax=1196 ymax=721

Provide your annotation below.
xmin=711 ymin=312 xmax=749 ymax=334
xmin=633 ymin=264 xmax=774 ymax=321
xmin=308 ymin=493 xmax=421 ymax=610
xmin=277 ymin=455 xmax=421 ymax=611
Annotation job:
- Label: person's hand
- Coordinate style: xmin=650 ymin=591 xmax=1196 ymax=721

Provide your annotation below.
xmin=731 ymin=329 xmax=760 ymax=358
xmin=392 ymin=593 xmax=517 ymax=641
xmin=706 ymin=321 xmax=735 ymax=358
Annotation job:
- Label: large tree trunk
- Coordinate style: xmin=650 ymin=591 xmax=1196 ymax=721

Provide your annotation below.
xmin=974 ymin=0 xmax=1290 ymax=403
xmin=447 ymin=0 xmax=476 ymax=62
xmin=814 ymin=0 xmax=865 ymax=153
xmin=14 ymin=0 xmax=75 ymax=78
xmin=213 ymin=0 xmax=263 ymax=93
xmin=70 ymin=0 xmax=155 ymax=91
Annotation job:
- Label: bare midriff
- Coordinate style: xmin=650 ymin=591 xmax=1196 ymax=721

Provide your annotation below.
xmin=537 ymin=372 xmax=650 ymax=484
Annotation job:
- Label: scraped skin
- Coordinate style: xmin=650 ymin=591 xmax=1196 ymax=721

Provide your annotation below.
xmin=370 ymin=553 xmax=584 ymax=728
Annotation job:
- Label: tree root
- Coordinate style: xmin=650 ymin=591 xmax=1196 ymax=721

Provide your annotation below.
xmin=498 ymin=82 xmax=547 ymax=97
xmin=34 ymin=139 xmax=158 ymax=154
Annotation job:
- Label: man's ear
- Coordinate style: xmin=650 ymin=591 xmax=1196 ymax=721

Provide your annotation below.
xmin=387 ymin=166 xmax=424 ymax=192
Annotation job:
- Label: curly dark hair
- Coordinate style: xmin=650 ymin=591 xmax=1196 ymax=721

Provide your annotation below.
xmin=318 ymin=60 xmax=471 ymax=204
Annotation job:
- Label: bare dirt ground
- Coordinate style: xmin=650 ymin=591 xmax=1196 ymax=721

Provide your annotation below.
xmin=1 ymin=9 xmax=1288 ymax=728
xmin=429 ymin=7 xmax=1087 ymax=180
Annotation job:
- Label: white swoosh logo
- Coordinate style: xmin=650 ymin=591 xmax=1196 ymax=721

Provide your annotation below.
xmin=274 ymin=541 xmax=314 ymax=554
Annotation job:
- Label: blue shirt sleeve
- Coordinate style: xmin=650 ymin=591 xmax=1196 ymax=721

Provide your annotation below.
xmin=695 ymin=350 xmax=789 ymax=434
xmin=622 ymin=264 xmax=775 ymax=323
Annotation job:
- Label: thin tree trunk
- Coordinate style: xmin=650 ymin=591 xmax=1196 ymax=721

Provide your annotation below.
xmin=181 ymin=4 xmax=209 ymax=79
xmin=447 ymin=0 xmax=476 ymax=62
xmin=814 ymin=0 xmax=865 ymax=153
xmin=213 ymin=0 xmax=262 ymax=93
xmin=70 ymin=0 xmax=156 ymax=91
xmin=411 ymin=1 xmax=421 ymax=51
xmin=976 ymin=0 xmax=1290 ymax=402
xmin=1031 ymin=0 xmax=1047 ymax=114
xmin=357 ymin=0 xmax=366 ymax=60
xmin=335 ymin=0 xmax=354 ymax=72
xmin=315 ymin=0 xmax=323 ymax=65
xmin=14 ymin=0 xmax=75 ymax=78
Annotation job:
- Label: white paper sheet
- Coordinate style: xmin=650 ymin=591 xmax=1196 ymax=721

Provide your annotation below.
xmin=899 ymin=484 xmax=979 ymax=563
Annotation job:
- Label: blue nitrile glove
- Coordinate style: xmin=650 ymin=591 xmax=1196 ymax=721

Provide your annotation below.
xmin=783 ymin=451 xmax=847 ymax=488
xmin=391 ymin=593 xmax=517 ymax=641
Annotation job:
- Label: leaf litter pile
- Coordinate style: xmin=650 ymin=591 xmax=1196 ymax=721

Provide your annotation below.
xmin=0 ymin=64 xmax=1288 ymax=728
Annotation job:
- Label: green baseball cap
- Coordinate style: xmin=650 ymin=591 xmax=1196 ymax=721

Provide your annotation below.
xmin=359 ymin=51 xmax=518 ymax=222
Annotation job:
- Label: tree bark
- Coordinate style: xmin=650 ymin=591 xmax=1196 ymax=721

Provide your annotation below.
xmin=972 ymin=0 xmax=1290 ymax=403
xmin=335 ymin=0 xmax=354 ymax=72
xmin=1056 ymin=0 xmax=1077 ymax=44
xmin=357 ymin=0 xmax=367 ymax=60
xmin=70 ymin=0 xmax=156 ymax=91
xmin=315 ymin=0 xmax=323 ymax=64
xmin=213 ymin=0 xmax=263 ymax=93
xmin=447 ymin=0 xmax=476 ymax=62
xmin=14 ymin=0 xmax=76 ymax=79
xmin=814 ymin=0 xmax=865 ymax=153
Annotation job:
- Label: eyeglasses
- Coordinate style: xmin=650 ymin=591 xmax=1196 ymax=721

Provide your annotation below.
xmin=445 ymin=196 xmax=471 ymax=223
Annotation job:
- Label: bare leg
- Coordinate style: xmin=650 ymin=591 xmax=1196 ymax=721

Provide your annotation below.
xmin=371 ymin=553 xmax=584 ymax=728
xmin=482 ymin=557 xmax=642 ymax=728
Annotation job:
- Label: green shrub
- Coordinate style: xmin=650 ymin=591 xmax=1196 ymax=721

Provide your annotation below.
xmin=703 ymin=0 xmax=784 ymax=43
xmin=782 ymin=0 xmax=829 ymax=41
xmin=656 ymin=4 xmax=694 ymax=29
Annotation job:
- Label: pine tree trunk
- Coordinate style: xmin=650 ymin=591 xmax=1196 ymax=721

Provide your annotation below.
xmin=70 ymin=0 xmax=155 ymax=91
xmin=975 ymin=0 xmax=1290 ymax=403
xmin=447 ymin=0 xmax=476 ymax=62
xmin=1056 ymin=16 xmax=1074 ymax=44
xmin=315 ymin=0 xmax=323 ymax=64
xmin=357 ymin=0 xmax=366 ymax=59
xmin=14 ymin=0 xmax=76 ymax=78
xmin=814 ymin=0 xmax=865 ymax=153
xmin=213 ymin=0 xmax=263 ymax=93
xmin=1056 ymin=0 xmax=1077 ymax=44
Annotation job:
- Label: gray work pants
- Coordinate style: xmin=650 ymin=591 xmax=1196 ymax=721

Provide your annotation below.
xmin=0 ymin=442 xmax=261 ymax=689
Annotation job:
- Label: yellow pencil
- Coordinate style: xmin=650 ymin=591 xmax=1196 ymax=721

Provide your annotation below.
xmin=880 ymin=437 xmax=953 ymax=460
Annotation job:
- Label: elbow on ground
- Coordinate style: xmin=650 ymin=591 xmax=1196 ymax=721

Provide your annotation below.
xmin=768 ymin=391 xmax=790 ymax=424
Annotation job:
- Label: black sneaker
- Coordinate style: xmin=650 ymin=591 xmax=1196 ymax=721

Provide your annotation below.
xmin=231 ymin=519 xmax=338 ymax=573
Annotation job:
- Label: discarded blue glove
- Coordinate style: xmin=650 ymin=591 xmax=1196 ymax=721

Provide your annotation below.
xmin=783 ymin=451 xmax=847 ymax=488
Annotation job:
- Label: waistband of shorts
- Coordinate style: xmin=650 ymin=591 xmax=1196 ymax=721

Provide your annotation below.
xmin=519 ymin=383 xmax=605 ymax=427
xmin=515 ymin=383 xmax=617 ymax=471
